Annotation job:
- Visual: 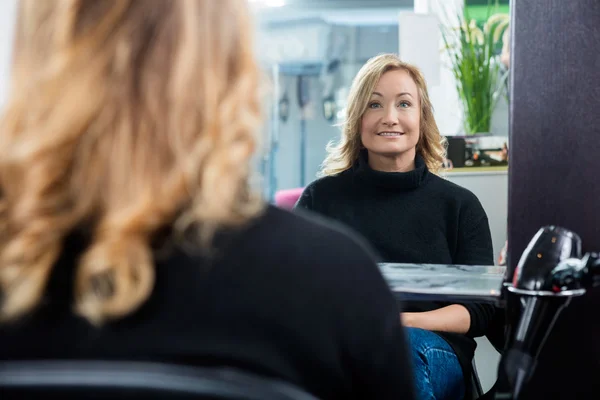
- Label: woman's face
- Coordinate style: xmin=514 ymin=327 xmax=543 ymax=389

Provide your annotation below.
xmin=360 ymin=69 xmax=421 ymax=160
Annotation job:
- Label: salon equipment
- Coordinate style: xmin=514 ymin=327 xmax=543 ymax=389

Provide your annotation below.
xmin=264 ymin=64 xmax=282 ymax=202
xmin=445 ymin=137 xmax=466 ymax=168
xmin=497 ymin=226 xmax=600 ymax=399
xmin=297 ymin=75 xmax=311 ymax=187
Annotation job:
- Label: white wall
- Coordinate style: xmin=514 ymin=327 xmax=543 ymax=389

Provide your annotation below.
xmin=0 ymin=0 xmax=17 ymax=108
xmin=411 ymin=0 xmax=465 ymax=135
xmin=410 ymin=0 xmax=510 ymax=137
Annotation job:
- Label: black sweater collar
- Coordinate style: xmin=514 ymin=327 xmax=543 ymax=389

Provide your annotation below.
xmin=354 ymin=149 xmax=429 ymax=190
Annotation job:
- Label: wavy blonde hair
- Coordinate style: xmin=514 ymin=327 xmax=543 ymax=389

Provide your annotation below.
xmin=321 ymin=53 xmax=446 ymax=176
xmin=0 ymin=0 xmax=264 ymax=325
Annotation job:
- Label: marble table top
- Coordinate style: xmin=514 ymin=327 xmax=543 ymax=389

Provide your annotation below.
xmin=379 ymin=263 xmax=507 ymax=303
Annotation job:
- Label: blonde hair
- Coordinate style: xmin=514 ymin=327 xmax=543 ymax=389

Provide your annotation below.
xmin=321 ymin=53 xmax=446 ymax=176
xmin=0 ymin=0 xmax=263 ymax=325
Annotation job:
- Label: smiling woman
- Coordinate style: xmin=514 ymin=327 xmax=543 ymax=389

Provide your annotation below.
xmin=294 ymin=53 xmax=495 ymax=400
xmin=319 ymin=54 xmax=446 ymax=177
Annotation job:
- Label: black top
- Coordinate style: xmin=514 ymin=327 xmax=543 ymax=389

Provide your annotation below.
xmin=0 ymin=206 xmax=415 ymax=400
xmin=294 ymin=150 xmax=495 ymax=387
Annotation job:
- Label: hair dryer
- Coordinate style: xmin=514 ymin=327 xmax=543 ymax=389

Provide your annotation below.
xmin=497 ymin=226 xmax=587 ymax=399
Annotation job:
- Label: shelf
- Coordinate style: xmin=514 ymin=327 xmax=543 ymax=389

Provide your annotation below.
xmin=445 ymin=166 xmax=508 ymax=173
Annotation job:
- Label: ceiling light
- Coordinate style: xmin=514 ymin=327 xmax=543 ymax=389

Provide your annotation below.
xmin=249 ymin=0 xmax=286 ymax=7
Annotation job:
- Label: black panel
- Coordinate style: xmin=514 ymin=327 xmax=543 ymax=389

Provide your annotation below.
xmin=446 ymin=137 xmax=466 ymax=168
xmin=507 ymin=0 xmax=600 ymax=397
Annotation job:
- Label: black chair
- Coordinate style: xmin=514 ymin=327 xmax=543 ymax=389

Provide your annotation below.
xmin=470 ymin=359 xmax=484 ymax=399
xmin=0 ymin=360 xmax=319 ymax=400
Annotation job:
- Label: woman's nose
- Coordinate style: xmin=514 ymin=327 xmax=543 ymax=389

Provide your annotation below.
xmin=382 ymin=107 xmax=399 ymax=126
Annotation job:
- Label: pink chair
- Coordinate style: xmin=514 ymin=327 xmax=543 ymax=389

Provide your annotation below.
xmin=274 ymin=187 xmax=304 ymax=210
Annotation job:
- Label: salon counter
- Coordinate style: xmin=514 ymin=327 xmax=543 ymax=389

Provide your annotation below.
xmin=380 ymin=263 xmax=506 ymax=303
xmin=443 ymin=166 xmax=508 ymax=175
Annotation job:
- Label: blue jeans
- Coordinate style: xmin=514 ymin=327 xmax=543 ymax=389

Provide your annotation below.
xmin=406 ymin=327 xmax=465 ymax=400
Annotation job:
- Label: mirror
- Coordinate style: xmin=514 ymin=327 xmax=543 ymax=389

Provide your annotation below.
xmin=255 ymin=0 xmax=510 ymax=266
xmin=254 ymin=0 xmax=512 ymax=394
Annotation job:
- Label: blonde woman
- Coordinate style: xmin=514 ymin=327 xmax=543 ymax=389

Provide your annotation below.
xmin=295 ymin=54 xmax=495 ymax=400
xmin=0 ymin=3 xmax=417 ymax=399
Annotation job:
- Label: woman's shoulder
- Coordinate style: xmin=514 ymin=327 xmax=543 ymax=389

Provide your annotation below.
xmin=303 ymin=169 xmax=354 ymax=193
xmin=295 ymin=170 xmax=354 ymax=211
xmin=423 ymin=174 xmax=488 ymax=221
xmin=425 ymin=173 xmax=482 ymax=206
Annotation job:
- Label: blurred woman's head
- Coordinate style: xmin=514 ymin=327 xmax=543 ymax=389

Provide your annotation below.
xmin=321 ymin=53 xmax=446 ymax=175
xmin=0 ymin=0 xmax=263 ymax=324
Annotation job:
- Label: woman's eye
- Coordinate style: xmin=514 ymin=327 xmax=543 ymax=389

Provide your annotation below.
xmin=398 ymin=101 xmax=410 ymax=108
xmin=368 ymin=102 xmax=382 ymax=109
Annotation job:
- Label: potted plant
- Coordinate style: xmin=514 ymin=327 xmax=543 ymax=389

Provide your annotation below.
xmin=441 ymin=3 xmax=509 ymax=135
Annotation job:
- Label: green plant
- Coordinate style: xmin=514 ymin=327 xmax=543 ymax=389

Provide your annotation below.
xmin=441 ymin=2 xmax=509 ymax=134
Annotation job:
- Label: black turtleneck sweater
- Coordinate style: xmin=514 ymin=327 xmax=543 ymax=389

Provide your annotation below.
xmin=294 ymin=150 xmax=494 ymax=388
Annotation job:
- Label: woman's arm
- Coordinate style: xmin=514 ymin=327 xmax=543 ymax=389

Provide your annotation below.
xmin=452 ymin=199 xmax=497 ymax=337
xmin=400 ymin=198 xmax=496 ymax=336
xmin=401 ymin=305 xmax=471 ymax=334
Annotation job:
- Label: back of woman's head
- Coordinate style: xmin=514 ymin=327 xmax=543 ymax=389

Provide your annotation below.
xmin=0 ymin=0 xmax=263 ymax=325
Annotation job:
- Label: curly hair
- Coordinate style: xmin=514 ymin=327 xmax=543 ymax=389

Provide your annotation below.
xmin=0 ymin=0 xmax=264 ymax=325
xmin=320 ymin=53 xmax=447 ymax=176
